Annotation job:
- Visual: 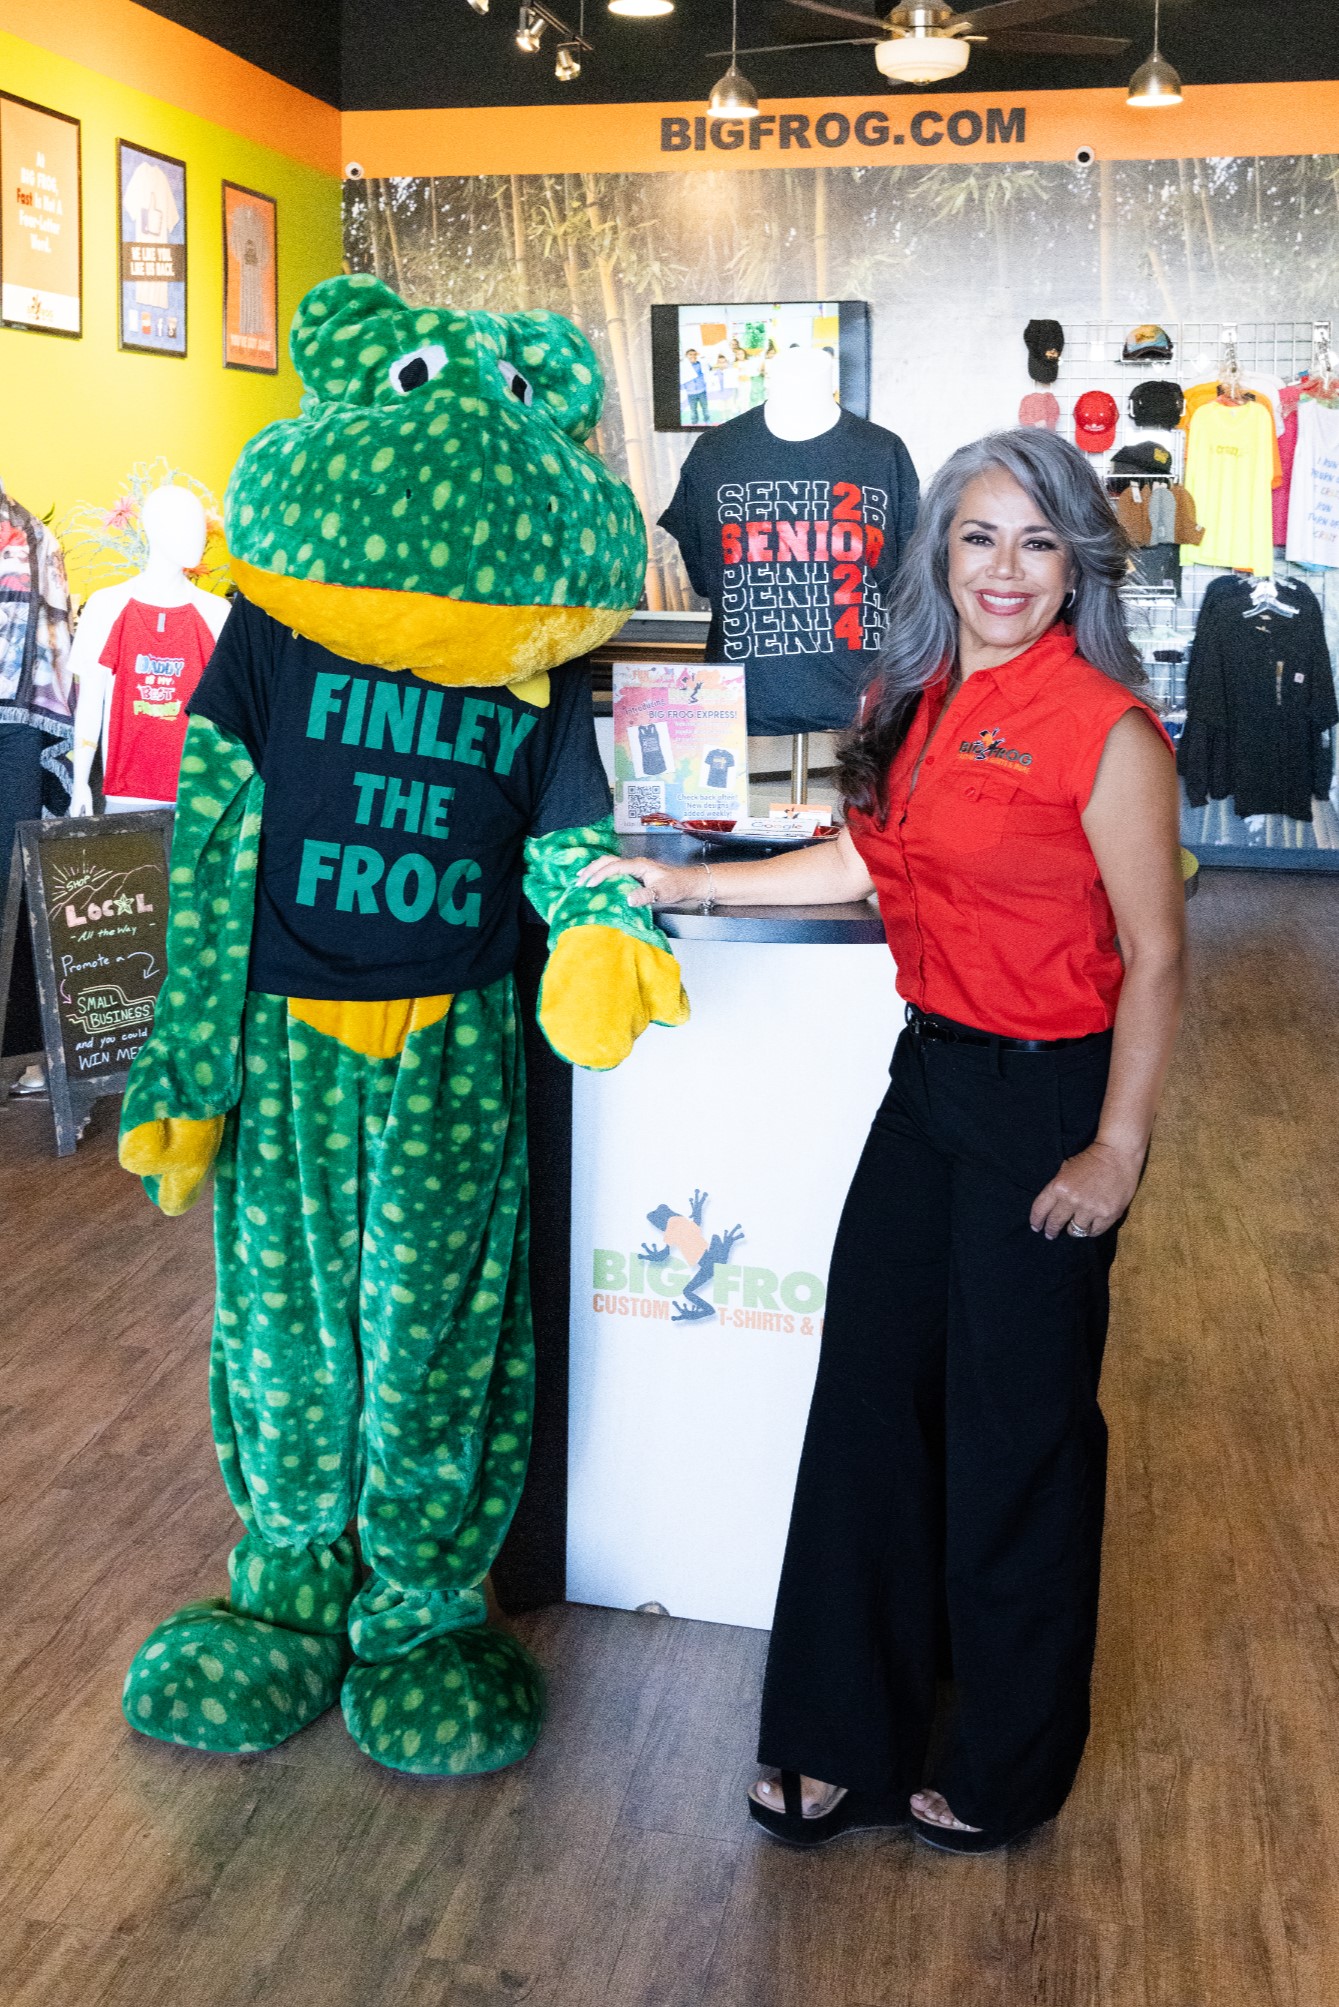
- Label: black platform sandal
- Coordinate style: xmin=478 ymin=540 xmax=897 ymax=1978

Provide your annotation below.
xmin=910 ymin=1813 xmax=1043 ymax=1855
xmin=748 ymin=1771 xmax=907 ymax=1849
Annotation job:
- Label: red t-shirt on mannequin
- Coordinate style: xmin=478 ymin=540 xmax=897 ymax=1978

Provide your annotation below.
xmin=99 ymin=599 xmax=218 ymax=800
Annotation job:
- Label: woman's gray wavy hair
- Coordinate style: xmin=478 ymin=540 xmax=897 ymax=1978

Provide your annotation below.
xmin=839 ymin=427 xmax=1145 ymax=820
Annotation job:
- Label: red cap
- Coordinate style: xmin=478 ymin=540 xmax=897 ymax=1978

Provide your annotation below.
xmin=1019 ymin=391 xmax=1059 ymax=430
xmin=1074 ymin=389 xmax=1118 ymax=453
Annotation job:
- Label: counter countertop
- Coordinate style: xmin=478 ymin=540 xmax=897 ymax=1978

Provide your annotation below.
xmin=619 ymin=831 xmax=885 ymax=947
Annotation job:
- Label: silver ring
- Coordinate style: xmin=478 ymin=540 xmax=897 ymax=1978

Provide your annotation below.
xmin=1067 ymin=1221 xmax=1089 ymax=1238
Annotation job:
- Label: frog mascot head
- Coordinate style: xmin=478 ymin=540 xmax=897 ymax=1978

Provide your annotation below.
xmin=117 ymin=274 xmax=688 ymax=1776
xmin=227 ymin=272 xmax=645 ymax=685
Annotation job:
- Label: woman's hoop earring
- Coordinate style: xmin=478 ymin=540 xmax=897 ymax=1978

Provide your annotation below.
xmin=1061 ymin=589 xmax=1076 ymax=615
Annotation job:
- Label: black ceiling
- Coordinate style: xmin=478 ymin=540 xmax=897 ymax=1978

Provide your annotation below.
xmin=135 ymin=0 xmax=1339 ymax=112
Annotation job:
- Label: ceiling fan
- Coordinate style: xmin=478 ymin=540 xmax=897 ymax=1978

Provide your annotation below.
xmin=717 ymin=0 xmax=1130 ymax=87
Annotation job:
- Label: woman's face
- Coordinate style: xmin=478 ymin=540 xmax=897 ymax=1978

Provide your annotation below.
xmin=947 ymin=468 xmax=1075 ymax=670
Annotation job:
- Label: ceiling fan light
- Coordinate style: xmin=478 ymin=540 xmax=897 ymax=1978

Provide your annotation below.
xmin=874 ymin=33 xmax=969 ymax=83
xmin=515 ymin=3 xmax=545 ymax=49
xmin=1126 ymin=50 xmax=1183 ymax=104
xmin=608 ymin=0 xmax=674 ymax=14
xmin=708 ymin=62 xmax=760 ymax=117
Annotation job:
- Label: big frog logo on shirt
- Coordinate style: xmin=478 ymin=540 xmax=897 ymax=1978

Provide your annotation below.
xmin=958 ymin=725 xmax=1033 ymax=768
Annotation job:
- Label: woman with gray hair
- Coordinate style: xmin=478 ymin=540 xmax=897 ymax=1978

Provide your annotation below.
xmin=579 ymin=428 xmax=1186 ymax=1854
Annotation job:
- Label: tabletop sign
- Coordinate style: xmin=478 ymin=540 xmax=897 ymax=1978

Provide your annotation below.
xmin=0 ymin=811 xmax=174 ymax=1155
xmin=612 ymin=658 xmax=749 ymax=832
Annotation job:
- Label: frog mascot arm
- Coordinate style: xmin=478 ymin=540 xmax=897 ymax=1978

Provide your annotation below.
xmin=117 ymin=274 xmax=686 ymax=1774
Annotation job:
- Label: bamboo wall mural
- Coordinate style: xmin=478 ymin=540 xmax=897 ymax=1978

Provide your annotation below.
xmin=344 ymin=158 xmax=1339 ymax=611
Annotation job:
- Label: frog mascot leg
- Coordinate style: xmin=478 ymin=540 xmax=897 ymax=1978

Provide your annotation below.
xmin=117 ymin=276 xmax=688 ymax=1773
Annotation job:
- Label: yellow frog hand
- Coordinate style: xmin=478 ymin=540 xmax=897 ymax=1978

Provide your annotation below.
xmin=538 ymin=925 xmax=689 ymax=1071
xmin=120 ymin=1115 xmax=227 ymax=1217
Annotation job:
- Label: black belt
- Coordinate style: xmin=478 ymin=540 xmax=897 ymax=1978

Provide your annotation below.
xmin=904 ymin=1002 xmax=1108 ymax=1054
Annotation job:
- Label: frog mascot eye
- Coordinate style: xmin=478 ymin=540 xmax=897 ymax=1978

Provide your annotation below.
xmin=224 ymin=272 xmax=644 ymax=685
xmin=389 ymin=344 xmax=448 ymax=395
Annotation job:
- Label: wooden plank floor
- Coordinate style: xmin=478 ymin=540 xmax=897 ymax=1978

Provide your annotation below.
xmin=2 ymin=869 xmax=1337 ymax=2007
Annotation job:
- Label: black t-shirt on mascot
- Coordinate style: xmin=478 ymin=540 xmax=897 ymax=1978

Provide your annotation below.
xmin=189 ymin=594 xmax=612 ymax=1002
xmin=659 ymin=406 xmax=919 ymax=737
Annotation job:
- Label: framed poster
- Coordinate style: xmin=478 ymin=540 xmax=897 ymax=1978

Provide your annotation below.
xmin=118 ymin=140 xmax=186 ymax=356
xmin=222 ymin=180 xmax=277 ymax=373
xmin=0 ymin=93 xmax=82 ymax=336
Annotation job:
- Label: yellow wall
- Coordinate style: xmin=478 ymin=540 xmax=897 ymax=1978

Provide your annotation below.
xmin=0 ymin=24 xmax=342 ymax=592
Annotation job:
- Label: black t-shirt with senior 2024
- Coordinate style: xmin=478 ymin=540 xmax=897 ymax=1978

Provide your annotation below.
xmin=187 ymin=593 xmax=612 ymax=1002
xmin=659 ymin=406 xmax=919 ymax=737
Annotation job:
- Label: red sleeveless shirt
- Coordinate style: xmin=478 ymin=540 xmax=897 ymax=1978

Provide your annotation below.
xmin=847 ymin=625 xmax=1172 ymax=1040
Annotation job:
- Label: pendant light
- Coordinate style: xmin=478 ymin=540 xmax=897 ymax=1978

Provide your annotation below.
xmin=609 ymin=0 xmax=673 ymax=14
xmin=1126 ymin=0 xmax=1182 ymax=106
xmin=708 ymin=0 xmax=759 ymax=119
xmin=515 ymin=3 xmax=546 ymax=50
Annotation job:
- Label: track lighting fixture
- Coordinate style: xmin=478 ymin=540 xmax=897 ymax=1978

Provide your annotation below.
xmin=555 ymin=39 xmax=582 ymax=75
xmin=1126 ymin=0 xmax=1182 ymax=106
xmin=466 ymin=0 xmax=489 ymax=14
xmin=708 ymin=0 xmax=759 ymax=118
xmin=515 ymin=3 xmax=546 ymax=50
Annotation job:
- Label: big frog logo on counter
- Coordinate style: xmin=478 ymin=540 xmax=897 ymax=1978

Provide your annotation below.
xmin=591 ymin=1184 xmax=826 ymax=1334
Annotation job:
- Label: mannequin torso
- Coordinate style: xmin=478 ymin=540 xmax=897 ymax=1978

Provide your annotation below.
xmin=761 ymin=346 xmax=841 ymax=443
xmin=70 ymin=487 xmax=230 ymax=815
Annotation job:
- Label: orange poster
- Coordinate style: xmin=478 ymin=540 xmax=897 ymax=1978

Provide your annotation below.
xmin=222 ymin=179 xmax=277 ymax=373
xmin=0 ymin=93 xmax=82 ymax=335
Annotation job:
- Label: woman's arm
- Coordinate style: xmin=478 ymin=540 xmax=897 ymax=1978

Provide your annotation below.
xmin=576 ymin=824 xmax=875 ymax=910
xmin=1031 ymin=708 xmax=1187 ymax=1239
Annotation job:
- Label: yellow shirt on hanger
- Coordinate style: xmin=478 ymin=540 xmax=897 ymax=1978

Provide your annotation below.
xmin=1180 ymin=398 xmax=1278 ymax=575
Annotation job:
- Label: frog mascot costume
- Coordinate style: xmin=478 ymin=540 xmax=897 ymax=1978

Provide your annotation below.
xmin=117 ymin=273 xmax=687 ymax=1775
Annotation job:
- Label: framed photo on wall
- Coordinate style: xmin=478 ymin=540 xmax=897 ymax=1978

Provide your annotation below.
xmin=222 ymin=181 xmax=278 ymax=373
xmin=118 ymin=141 xmax=186 ymax=356
xmin=0 ymin=93 xmax=82 ymax=337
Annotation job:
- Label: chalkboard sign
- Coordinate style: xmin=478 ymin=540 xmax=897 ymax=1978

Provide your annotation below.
xmin=0 ymin=811 xmax=174 ymax=1155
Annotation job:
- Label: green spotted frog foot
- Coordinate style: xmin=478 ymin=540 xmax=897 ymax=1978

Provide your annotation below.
xmin=122 ymin=1598 xmax=350 ymax=1754
xmin=341 ymin=1626 xmax=545 ymax=1776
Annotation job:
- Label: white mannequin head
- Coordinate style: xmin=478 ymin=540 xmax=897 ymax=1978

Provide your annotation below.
xmin=141 ymin=485 xmax=207 ymax=572
xmin=763 ymin=345 xmax=840 ymax=440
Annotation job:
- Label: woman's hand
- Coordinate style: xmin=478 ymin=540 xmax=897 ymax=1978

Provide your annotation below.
xmin=1030 ymin=1138 xmax=1144 ymax=1241
xmin=576 ymin=853 xmax=705 ymax=910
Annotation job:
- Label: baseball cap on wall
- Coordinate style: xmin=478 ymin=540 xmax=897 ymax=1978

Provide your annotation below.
xmin=1110 ymin=440 xmax=1174 ymax=476
xmin=1024 ymin=319 xmax=1065 ymax=384
xmin=1074 ymin=389 xmax=1118 ymax=452
xmin=1122 ymin=323 xmax=1174 ymax=362
xmin=1019 ymin=391 xmax=1060 ymax=429
xmin=1129 ymin=379 xmax=1185 ymax=428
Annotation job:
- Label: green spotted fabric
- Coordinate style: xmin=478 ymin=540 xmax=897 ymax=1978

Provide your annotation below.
xmin=123 ymin=982 xmax=544 ymax=1774
xmin=522 ymin=816 xmax=669 ymax=952
xmin=119 ymin=716 xmax=261 ymax=1147
xmin=225 ymin=273 xmax=646 ymax=610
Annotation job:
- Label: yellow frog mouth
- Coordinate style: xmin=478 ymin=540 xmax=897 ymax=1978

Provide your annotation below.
xmin=231 ymin=557 xmax=630 ymax=689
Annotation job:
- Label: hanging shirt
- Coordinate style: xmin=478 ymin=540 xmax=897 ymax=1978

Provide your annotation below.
xmin=0 ymin=492 xmax=74 ymax=800
xmin=1284 ymin=398 xmax=1339 ymax=569
xmin=659 ymin=406 xmax=919 ymax=737
xmin=188 ymin=593 xmax=613 ymax=1002
xmin=100 ymin=599 xmax=220 ymax=801
xmin=1181 ymin=398 xmax=1279 ymax=576
xmin=1272 ymin=382 xmax=1303 ymax=548
xmin=704 ymin=748 xmax=735 ymax=788
xmin=1177 ymin=575 xmax=1337 ymax=821
xmin=847 ymin=625 xmax=1171 ymax=1041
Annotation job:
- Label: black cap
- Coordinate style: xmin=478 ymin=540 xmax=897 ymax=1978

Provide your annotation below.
xmin=1024 ymin=319 xmax=1064 ymax=385
xmin=1110 ymin=441 xmax=1174 ymax=476
xmin=1129 ymin=379 xmax=1184 ymax=429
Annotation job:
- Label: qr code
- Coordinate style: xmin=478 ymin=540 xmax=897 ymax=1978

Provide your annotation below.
xmin=625 ymin=783 xmax=664 ymax=822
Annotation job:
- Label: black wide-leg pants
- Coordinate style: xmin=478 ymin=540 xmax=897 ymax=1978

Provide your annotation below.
xmin=757 ymin=1022 xmax=1121 ymax=1834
